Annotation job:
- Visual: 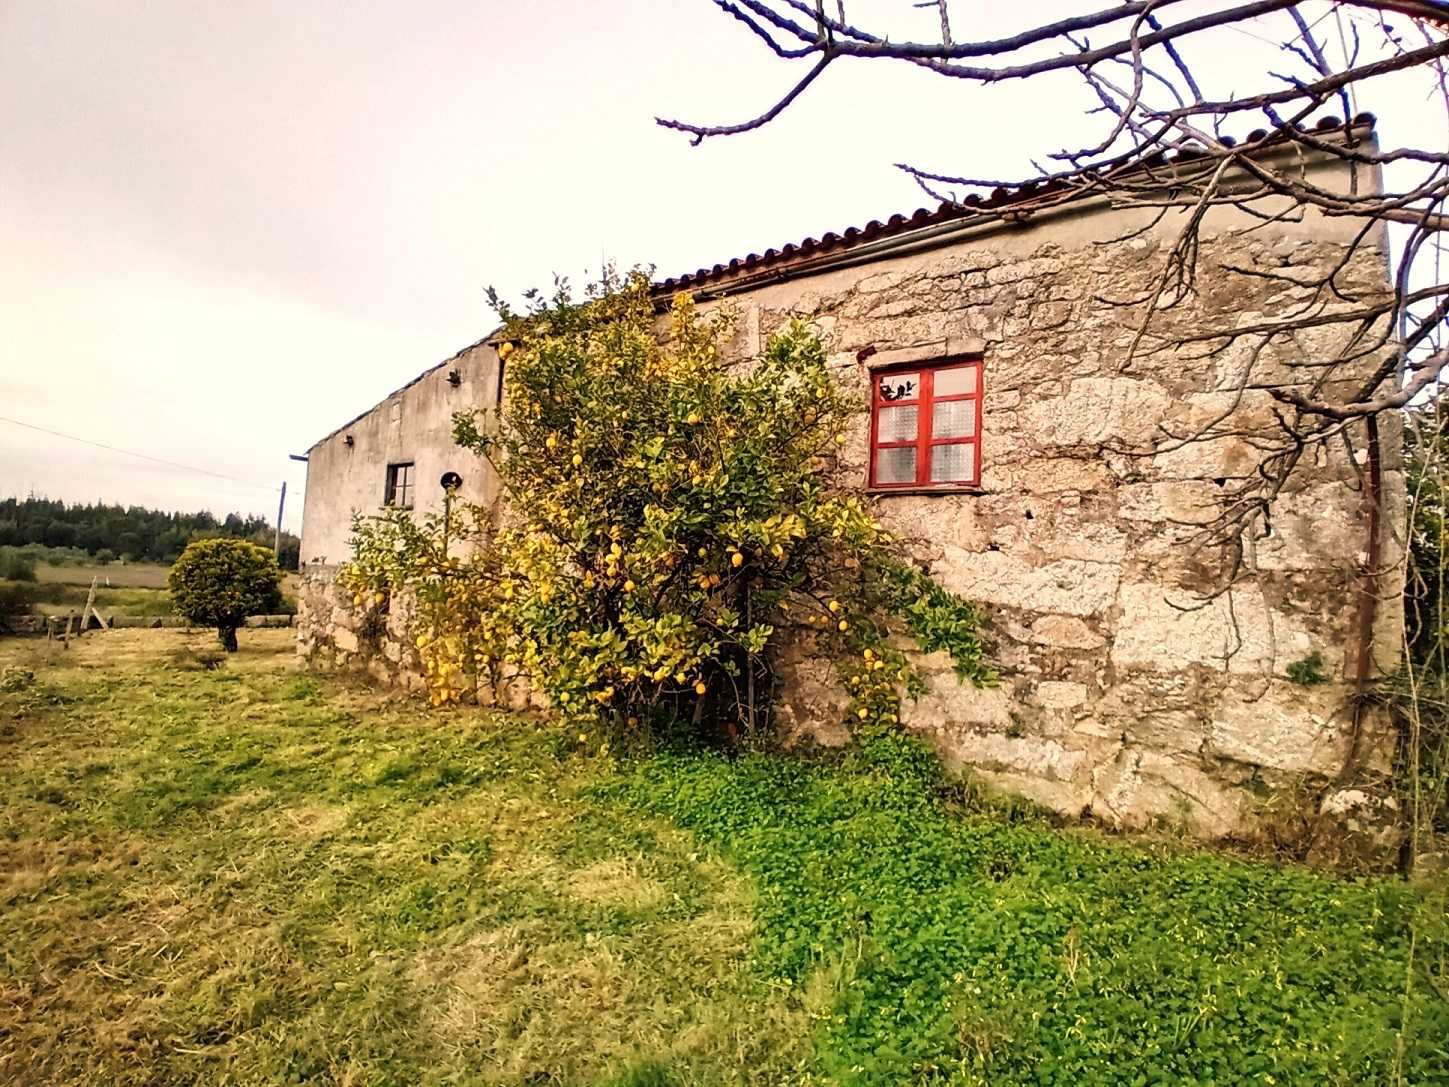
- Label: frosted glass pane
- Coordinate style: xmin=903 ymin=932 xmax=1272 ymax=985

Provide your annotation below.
xmin=930 ymin=443 xmax=975 ymax=483
xmin=932 ymin=400 xmax=975 ymax=439
xmin=934 ymin=366 xmax=978 ymax=396
xmin=878 ymin=372 xmax=919 ymax=402
xmin=874 ymin=446 xmax=917 ymax=485
xmin=877 ymin=405 xmax=918 ymax=444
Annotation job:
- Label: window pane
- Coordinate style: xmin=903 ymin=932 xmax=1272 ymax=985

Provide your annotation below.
xmin=878 ymin=372 xmax=919 ymax=403
xmin=874 ymin=446 xmax=917 ymax=485
xmin=929 ymin=443 xmax=975 ymax=483
xmin=932 ymin=400 xmax=976 ymax=439
xmin=934 ymin=366 xmax=978 ymax=397
xmin=876 ymin=404 xmax=918 ymax=444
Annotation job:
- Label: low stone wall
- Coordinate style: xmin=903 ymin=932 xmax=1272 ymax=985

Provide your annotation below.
xmin=296 ymin=566 xmax=542 ymax=708
xmin=296 ymin=565 xmax=424 ymax=691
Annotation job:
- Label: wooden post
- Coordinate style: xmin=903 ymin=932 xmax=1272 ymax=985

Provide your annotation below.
xmin=79 ymin=577 xmax=99 ymax=636
xmin=275 ymin=481 xmax=287 ymax=557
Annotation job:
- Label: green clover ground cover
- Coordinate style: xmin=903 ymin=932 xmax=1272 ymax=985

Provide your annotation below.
xmin=2 ymin=630 xmax=1446 ymax=1084
xmin=617 ymin=735 xmax=1449 ymax=1085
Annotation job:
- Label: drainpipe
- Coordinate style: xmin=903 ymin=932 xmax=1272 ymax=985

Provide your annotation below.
xmin=1343 ymin=414 xmax=1384 ymax=795
xmin=1354 ymin=415 xmax=1384 ymax=697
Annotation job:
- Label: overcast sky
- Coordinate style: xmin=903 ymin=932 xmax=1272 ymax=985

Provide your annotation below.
xmin=1 ymin=1 xmax=1441 ymax=533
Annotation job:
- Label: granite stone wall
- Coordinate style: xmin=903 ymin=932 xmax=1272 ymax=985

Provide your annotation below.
xmin=722 ymin=206 xmax=1403 ymax=843
xmin=296 ymin=566 xmax=425 ymax=691
xmin=298 ymin=192 xmax=1405 ymax=847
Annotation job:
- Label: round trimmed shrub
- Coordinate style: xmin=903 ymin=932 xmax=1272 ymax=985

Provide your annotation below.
xmin=168 ymin=538 xmax=283 ymax=652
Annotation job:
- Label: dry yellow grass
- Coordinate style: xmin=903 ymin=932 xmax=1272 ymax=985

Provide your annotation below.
xmin=0 ymin=628 xmax=809 ymax=1085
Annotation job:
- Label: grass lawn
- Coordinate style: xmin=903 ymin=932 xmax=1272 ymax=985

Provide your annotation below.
xmin=1 ymin=630 xmax=1446 ymax=1085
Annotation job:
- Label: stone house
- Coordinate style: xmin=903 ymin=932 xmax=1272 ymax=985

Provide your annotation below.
xmin=298 ymin=119 xmax=1404 ymax=841
xmin=299 ymin=338 xmax=505 ymax=567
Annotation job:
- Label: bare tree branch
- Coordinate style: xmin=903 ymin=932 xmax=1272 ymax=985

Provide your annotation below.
xmin=663 ymin=0 xmax=1449 ymax=556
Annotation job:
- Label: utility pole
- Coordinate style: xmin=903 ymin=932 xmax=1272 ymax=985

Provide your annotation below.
xmin=275 ymin=481 xmax=287 ymax=556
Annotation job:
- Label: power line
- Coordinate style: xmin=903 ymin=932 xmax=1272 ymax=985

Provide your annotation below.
xmin=0 ymin=414 xmax=276 ymax=491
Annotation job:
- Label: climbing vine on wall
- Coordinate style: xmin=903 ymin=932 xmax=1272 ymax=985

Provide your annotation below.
xmin=343 ymin=270 xmax=992 ymax=740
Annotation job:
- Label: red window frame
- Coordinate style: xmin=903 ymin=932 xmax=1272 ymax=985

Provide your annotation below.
xmin=868 ymin=357 xmax=983 ymax=490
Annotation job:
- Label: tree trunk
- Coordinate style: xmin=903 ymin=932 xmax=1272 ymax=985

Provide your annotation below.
xmin=218 ymin=625 xmax=239 ymax=653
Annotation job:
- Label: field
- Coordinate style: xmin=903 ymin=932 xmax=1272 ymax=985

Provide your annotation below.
xmin=35 ymin=560 xmax=172 ymax=589
xmin=22 ymin=561 xmax=176 ymax=618
xmin=1 ymin=559 xmax=299 ymax=620
xmin=1 ymin=630 xmax=1446 ymax=1085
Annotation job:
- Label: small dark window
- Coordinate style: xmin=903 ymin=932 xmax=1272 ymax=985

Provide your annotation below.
xmin=869 ymin=358 xmax=983 ymax=490
xmin=385 ymin=462 xmax=415 ymax=509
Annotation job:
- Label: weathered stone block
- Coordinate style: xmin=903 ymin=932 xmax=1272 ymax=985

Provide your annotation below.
xmin=1207 ymin=681 xmax=1350 ymax=775
xmin=902 ymin=678 xmax=1015 ymax=732
xmin=1111 ymin=581 xmax=1290 ymax=675
xmin=936 ymin=547 xmax=1120 ymax=618
xmin=1118 ymin=481 xmax=1221 ymax=524
xmin=1092 ymin=747 xmax=1246 ymax=837
xmin=1027 ymin=614 xmax=1106 ymax=650
xmin=1035 ymin=680 xmax=1088 ymax=710
xmin=1021 ymin=377 xmax=1173 ymax=448
xmin=936 ymin=728 xmax=1087 ymax=782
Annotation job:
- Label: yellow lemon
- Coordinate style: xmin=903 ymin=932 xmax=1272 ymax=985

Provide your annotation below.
xmin=828 ymin=600 xmax=841 ymax=613
xmin=857 ymin=708 xmax=869 ymax=720
xmin=352 ymin=593 xmax=363 ymax=606
xmin=498 ymin=341 xmax=515 ymax=359
xmin=863 ymin=649 xmax=874 ymax=661
xmin=545 ymin=434 xmax=558 ymax=450
xmin=694 ymin=680 xmax=707 ymax=696
xmin=834 ymin=433 xmax=846 ymax=446
xmin=623 ymin=579 xmax=636 ymax=592
xmin=838 ymin=620 xmax=849 ymax=632
xmin=572 ymin=453 xmax=583 ymax=467
xmin=686 ymin=412 xmax=701 ymax=425
xmin=559 ymin=692 xmax=570 ymax=704
xmin=731 ymin=552 xmax=744 ymax=568
xmin=374 ymin=592 xmax=385 ymax=606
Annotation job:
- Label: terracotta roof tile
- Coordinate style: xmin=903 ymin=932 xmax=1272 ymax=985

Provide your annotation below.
xmin=657 ymin=113 xmax=1375 ymax=295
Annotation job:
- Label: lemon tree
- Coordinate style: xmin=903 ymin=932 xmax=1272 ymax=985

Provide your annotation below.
xmin=345 ymin=271 xmax=991 ymax=740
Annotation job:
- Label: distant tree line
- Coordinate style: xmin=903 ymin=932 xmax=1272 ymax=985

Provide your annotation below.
xmin=0 ymin=497 xmax=300 ymax=570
